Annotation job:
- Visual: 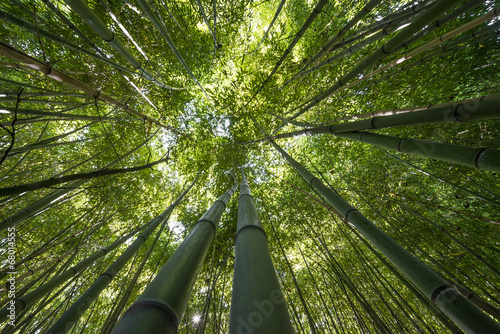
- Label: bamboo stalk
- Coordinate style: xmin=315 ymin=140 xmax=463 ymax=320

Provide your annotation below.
xmin=275 ymin=0 xmax=463 ymax=131
xmin=0 ymin=133 xmax=154 ymax=232
xmin=228 ymin=171 xmax=294 ymax=333
xmin=0 ymin=156 xmax=169 ymax=196
xmin=0 ymin=41 xmax=182 ymax=134
xmin=269 ymin=139 xmax=500 ymax=333
xmin=46 ymin=177 xmax=195 ymax=334
xmin=111 ymin=182 xmax=236 ymax=334
xmin=336 ymin=130 xmax=500 ymax=172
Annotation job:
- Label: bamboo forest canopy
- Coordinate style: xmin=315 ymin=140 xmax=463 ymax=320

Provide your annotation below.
xmin=0 ymin=0 xmax=499 ymax=332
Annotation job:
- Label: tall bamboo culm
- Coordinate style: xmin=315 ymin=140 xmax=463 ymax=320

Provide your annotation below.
xmin=269 ymin=139 xmax=500 ymax=334
xmin=228 ymin=170 xmax=295 ymax=334
xmin=111 ymin=183 xmax=237 ymax=333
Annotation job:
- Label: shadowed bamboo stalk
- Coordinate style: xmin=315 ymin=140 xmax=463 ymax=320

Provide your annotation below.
xmin=228 ymin=171 xmax=294 ymax=333
xmin=273 ymin=97 xmax=500 ymax=139
xmin=251 ymin=0 xmax=286 ymax=53
xmin=40 ymin=0 xmax=106 ymax=57
xmin=0 ymin=155 xmax=169 ymax=196
xmin=111 ymin=183 xmax=237 ymax=334
xmin=248 ymin=0 xmax=329 ymax=102
xmin=299 ymin=0 xmax=383 ymax=73
xmin=99 ymin=228 xmax=172 ymax=334
xmin=60 ymin=0 xmax=171 ymax=89
xmin=0 ymin=10 xmax=163 ymax=85
xmin=0 ymin=133 xmax=155 ymax=232
xmin=0 ymin=41 xmax=182 ymax=134
xmin=45 ymin=176 xmax=197 ymax=334
xmin=335 ymin=131 xmax=500 ymax=172
xmin=0 ymin=91 xmax=85 ymax=98
xmin=322 ymin=6 xmax=500 ymax=102
xmin=269 ymin=139 xmax=500 ymax=333
xmin=0 ymin=213 xmax=159 ymax=322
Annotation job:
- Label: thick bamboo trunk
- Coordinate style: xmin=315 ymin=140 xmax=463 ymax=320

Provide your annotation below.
xmin=270 ymin=139 xmax=500 ymax=334
xmin=336 ymin=131 xmax=500 ymax=172
xmin=46 ymin=177 xmax=196 ymax=334
xmin=111 ymin=183 xmax=236 ymax=334
xmin=228 ymin=171 xmax=295 ymax=333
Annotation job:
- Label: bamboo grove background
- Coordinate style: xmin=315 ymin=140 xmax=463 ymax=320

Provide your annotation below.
xmin=0 ymin=0 xmax=499 ymax=333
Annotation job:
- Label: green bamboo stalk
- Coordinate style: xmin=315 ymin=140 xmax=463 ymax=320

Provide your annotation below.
xmin=249 ymin=0 xmax=329 ymax=101
xmin=401 ymin=0 xmax=485 ymax=49
xmin=0 ymin=10 xmax=161 ymax=84
xmin=194 ymin=0 xmax=215 ymax=44
xmin=330 ymin=6 xmax=500 ymax=97
xmin=2 ymin=121 xmax=95 ymax=153
xmin=0 ymin=202 xmax=111 ymax=279
xmin=0 ymin=41 xmax=181 ymax=133
xmin=300 ymin=0 xmax=383 ymax=72
xmin=228 ymin=171 xmax=294 ymax=334
xmin=341 ymin=0 xmax=435 ymax=45
xmin=336 ymin=130 xmax=500 ymax=172
xmin=270 ymin=221 xmax=316 ymax=333
xmin=60 ymin=0 xmax=171 ymax=89
xmin=0 ymin=91 xmax=85 ymax=98
xmin=46 ymin=177 xmax=195 ymax=334
xmin=0 ymin=156 xmax=169 ymax=196
xmin=40 ymin=0 xmax=107 ymax=57
xmin=0 ymin=133 xmax=154 ymax=232
xmin=274 ymin=96 xmax=500 ymax=139
xmin=100 ymin=229 xmax=172 ymax=334
xmin=282 ymin=1 xmax=440 ymax=89
xmin=0 ymin=136 xmax=103 ymax=159
xmin=111 ymin=182 xmax=236 ymax=334
xmin=252 ymin=0 xmax=286 ymax=53
xmin=269 ymin=139 xmax=500 ymax=333
xmin=134 ymin=0 xmax=209 ymax=98
xmin=276 ymin=0 xmax=462 ymax=130
xmin=0 ymin=216 xmax=154 ymax=322
xmin=0 ymin=107 xmax=139 ymax=122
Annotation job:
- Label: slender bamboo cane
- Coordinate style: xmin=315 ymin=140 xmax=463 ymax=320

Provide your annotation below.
xmin=194 ymin=0 xmax=215 ymax=44
xmin=323 ymin=6 xmax=500 ymax=102
xmin=270 ymin=221 xmax=317 ymax=333
xmin=40 ymin=0 xmax=106 ymax=57
xmin=111 ymin=182 xmax=236 ymax=334
xmin=228 ymin=171 xmax=294 ymax=334
xmin=134 ymin=0 xmax=208 ymax=98
xmin=59 ymin=0 xmax=171 ymax=89
xmin=275 ymin=0 xmax=462 ymax=130
xmin=1 ymin=121 xmax=96 ymax=155
xmin=299 ymin=0 xmax=383 ymax=72
xmin=0 ymin=41 xmax=181 ymax=133
xmin=248 ymin=0 xmax=329 ymax=101
xmin=0 ymin=91 xmax=85 ymax=98
xmin=100 ymin=229 xmax=172 ymax=334
xmin=269 ymin=139 xmax=500 ymax=333
xmin=0 ymin=136 xmax=103 ymax=159
xmin=0 ymin=219 xmax=149 ymax=322
xmin=251 ymin=0 xmax=286 ymax=53
xmin=0 ymin=10 xmax=156 ymax=83
xmin=0 ymin=132 xmax=154 ymax=232
xmin=46 ymin=178 xmax=194 ymax=334
xmin=0 ymin=156 xmax=169 ymax=196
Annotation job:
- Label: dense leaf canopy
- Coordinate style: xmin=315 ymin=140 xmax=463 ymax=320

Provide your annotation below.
xmin=0 ymin=0 xmax=499 ymax=333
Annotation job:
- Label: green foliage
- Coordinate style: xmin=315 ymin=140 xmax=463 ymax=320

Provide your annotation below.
xmin=0 ymin=0 xmax=499 ymax=333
